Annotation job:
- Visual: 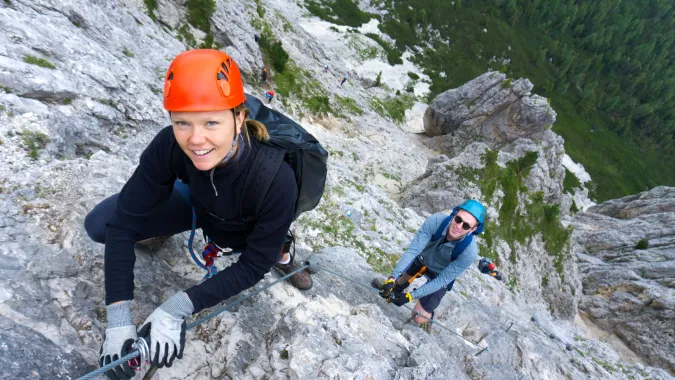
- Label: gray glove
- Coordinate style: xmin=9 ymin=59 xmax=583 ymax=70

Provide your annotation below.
xmin=138 ymin=292 xmax=193 ymax=368
xmin=99 ymin=301 xmax=137 ymax=380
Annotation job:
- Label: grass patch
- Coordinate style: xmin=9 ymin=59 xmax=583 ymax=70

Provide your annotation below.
xmin=143 ymin=0 xmax=157 ymax=21
xmin=364 ymin=33 xmax=403 ymax=65
xmin=176 ymin=24 xmax=197 ymax=48
xmin=21 ymin=130 xmax=50 ymax=161
xmin=335 ymin=94 xmax=363 ymax=116
xmin=407 ymin=72 xmax=420 ymax=80
xmin=368 ymin=94 xmax=415 ymax=123
xmin=463 ymin=149 xmax=572 ymax=280
xmin=305 ymin=0 xmax=374 ymax=27
xmin=592 ymin=357 xmax=615 ymax=373
xmin=23 ymin=55 xmax=56 ymax=69
xmin=274 ymin=61 xmax=333 ymax=116
xmin=254 ymin=0 xmax=265 ymax=17
xmin=259 ymin=33 xmax=289 ymax=73
xmin=122 ymin=47 xmax=134 ymax=57
xmin=186 ymin=0 xmax=216 ymax=32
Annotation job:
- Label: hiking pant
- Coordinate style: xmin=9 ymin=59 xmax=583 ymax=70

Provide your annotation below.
xmin=84 ymin=180 xmax=193 ymax=244
xmin=84 ymin=180 xmax=292 ymax=256
xmin=398 ymin=256 xmax=447 ymax=314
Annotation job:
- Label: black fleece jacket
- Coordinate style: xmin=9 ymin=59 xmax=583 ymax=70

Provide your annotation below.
xmin=104 ymin=126 xmax=297 ymax=313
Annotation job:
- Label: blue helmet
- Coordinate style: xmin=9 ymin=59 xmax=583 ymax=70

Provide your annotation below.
xmin=458 ymin=200 xmax=486 ymax=226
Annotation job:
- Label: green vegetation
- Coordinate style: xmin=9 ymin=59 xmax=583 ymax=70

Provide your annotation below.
xmin=334 ymin=94 xmax=363 ymax=115
xmin=21 ymin=130 xmax=50 ymax=161
xmin=463 ymin=149 xmax=572 ymax=280
xmin=279 ymin=349 xmax=289 ymax=359
xmin=407 ymin=72 xmax=419 ymax=80
xmin=350 ymin=0 xmax=675 ymax=201
xmin=375 ymin=71 xmax=382 ymax=87
xmin=563 ymin=168 xmax=581 ymax=194
xmin=592 ymin=357 xmax=616 ymax=374
xmin=635 ymin=238 xmax=649 ymax=250
xmin=122 ymin=47 xmax=134 ymax=57
xmin=62 ymin=97 xmax=72 ymax=105
xmin=500 ymin=78 xmax=512 ymax=89
xmin=305 ymin=0 xmax=374 ymax=27
xmin=176 ymin=24 xmax=197 ymax=48
xmin=143 ymin=0 xmax=157 ymax=21
xmin=23 ymin=55 xmax=56 ymax=69
xmin=368 ymin=94 xmax=415 ymax=124
xmin=186 ymin=0 xmax=216 ymax=33
xmin=255 ymin=0 xmax=265 ymax=18
xmin=364 ymin=33 xmax=402 ymax=65
xmin=274 ymin=61 xmax=333 ymax=116
xmin=259 ymin=33 xmax=289 ymax=72
xmin=569 ymin=200 xmax=579 ymax=214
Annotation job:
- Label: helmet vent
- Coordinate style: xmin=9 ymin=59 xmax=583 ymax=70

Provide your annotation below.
xmin=221 ymin=62 xmax=229 ymax=74
xmin=168 ymin=72 xmax=174 ymax=80
xmin=225 ymin=58 xmax=231 ymax=67
xmin=217 ymin=71 xmax=228 ymax=81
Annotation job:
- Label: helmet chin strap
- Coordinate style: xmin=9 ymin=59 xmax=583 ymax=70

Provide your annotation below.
xmin=220 ymin=111 xmax=243 ymax=164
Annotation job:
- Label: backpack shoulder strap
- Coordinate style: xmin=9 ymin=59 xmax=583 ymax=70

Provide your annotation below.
xmin=451 ymin=234 xmax=474 ymax=261
xmin=240 ymin=143 xmax=286 ymax=219
xmin=432 ymin=215 xmax=453 ymax=241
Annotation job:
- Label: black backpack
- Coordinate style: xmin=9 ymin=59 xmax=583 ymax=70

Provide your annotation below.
xmin=171 ymin=94 xmax=328 ymax=222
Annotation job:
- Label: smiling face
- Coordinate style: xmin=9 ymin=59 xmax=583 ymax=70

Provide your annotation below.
xmin=446 ymin=209 xmax=478 ymax=241
xmin=171 ymin=110 xmax=246 ymax=171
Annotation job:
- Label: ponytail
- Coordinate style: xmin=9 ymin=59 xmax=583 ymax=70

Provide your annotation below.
xmin=234 ymin=104 xmax=269 ymax=144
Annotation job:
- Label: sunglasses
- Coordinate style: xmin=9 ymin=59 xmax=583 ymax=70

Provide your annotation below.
xmin=454 ymin=215 xmax=475 ymax=230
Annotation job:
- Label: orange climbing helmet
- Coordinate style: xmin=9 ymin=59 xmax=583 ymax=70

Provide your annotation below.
xmin=163 ymin=49 xmax=246 ymax=112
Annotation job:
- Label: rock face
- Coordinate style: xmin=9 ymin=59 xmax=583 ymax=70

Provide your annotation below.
xmin=1 ymin=0 xmax=674 ymax=379
xmin=423 ymin=72 xmax=556 ymax=157
xmin=572 ymin=186 xmax=675 ymax=374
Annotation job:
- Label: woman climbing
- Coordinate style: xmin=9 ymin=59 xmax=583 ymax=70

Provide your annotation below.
xmin=85 ymin=49 xmax=312 ymax=379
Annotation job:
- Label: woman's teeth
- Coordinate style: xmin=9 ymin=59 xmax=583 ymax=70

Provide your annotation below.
xmin=193 ymin=149 xmax=213 ymax=156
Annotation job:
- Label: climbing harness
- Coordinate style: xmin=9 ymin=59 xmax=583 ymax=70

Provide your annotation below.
xmin=76 ymin=263 xmax=310 ymax=380
xmin=186 ymin=207 xmax=239 ymax=283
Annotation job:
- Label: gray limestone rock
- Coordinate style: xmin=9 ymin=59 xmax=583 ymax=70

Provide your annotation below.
xmin=572 ymin=187 xmax=675 ymax=374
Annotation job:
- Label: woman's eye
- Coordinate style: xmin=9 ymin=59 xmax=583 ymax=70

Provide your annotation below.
xmin=206 ymin=121 xmax=219 ymax=127
xmin=175 ymin=121 xmax=189 ymax=127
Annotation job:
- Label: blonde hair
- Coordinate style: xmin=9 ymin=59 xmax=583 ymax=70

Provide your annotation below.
xmin=235 ymin=104 xmax=269 ymax=144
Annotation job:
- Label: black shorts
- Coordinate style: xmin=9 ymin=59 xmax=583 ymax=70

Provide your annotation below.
xmin=402 ymin=257 xmax=448 ymax=313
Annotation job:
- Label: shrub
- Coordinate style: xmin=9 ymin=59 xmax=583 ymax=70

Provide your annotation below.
xmin=306 ymin=95 xmax=332 ymax=116
xmin=23 ymin=55 xmax=56 ymax=69
xmin=563 ymin=168 xmax=581 ymax=194
xmin=635 ymin=238 xmax=649 ymax=250
xmin=255 ymin=0 xmax=265 ymax=17
xmin=407 ymin=71 xmax=420 ymax=80
xmin=501 ymin=78 xmax=512 ymax=89
xmin=177 ymin=24 xmax=197 ymax=48
xmin=259 ymin=33 xmax=289 ymax=72
xmin=305 ymin=0 xmax=372 ymax=27
xmin=375 ymin=71 xmax=382 ymax=87
xmin=186 ymin=0 xmax=216 ymax=32
xmin=144 ymin=0 xmax=157 ymax=20
xmin=364 ymin=33 xmax=403 ymax=65
xmin=123 ymin=47 xmax=134 ymax=57
xmin=21 ymin=130 xmax=50 ymax=161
